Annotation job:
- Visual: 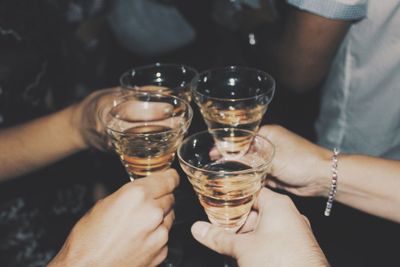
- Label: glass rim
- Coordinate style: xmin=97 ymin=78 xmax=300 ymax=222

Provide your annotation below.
xmin=177 ymin=128 xmax=275 ymax=175
xmin=191 ymin=66 xmax=276 ymax=102
xmin=119 ymin=62 xmax=198 ymax=89
xmin=101 ymin=91 xmax=193 ymax=136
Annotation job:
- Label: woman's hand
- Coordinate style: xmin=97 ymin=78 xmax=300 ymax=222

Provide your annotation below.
xmin=259 ymin=125 xmax=332 ymax=197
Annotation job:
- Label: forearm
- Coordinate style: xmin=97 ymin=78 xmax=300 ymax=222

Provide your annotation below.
xmin=320 ymin=154 xmax=400 ymax=223
xmin=0 ymin=105 xmax=86 ymax=181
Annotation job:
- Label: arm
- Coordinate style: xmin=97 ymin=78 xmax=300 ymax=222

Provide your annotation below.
xmin=327 ymin=154 xmax=400 ymax=223
xmin=259 ymin=125 xmax=400 ymax=223
xmin=257 ymin=5 xmax=351 ymax=93
xmin=0 ymin=88 xmax=118 ymax=182
xmin=0 ymin=105 xmax=85 ymax=181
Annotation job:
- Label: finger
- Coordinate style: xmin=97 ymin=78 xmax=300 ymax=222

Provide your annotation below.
xmin=154 ymin=193 xmax=175 ymax=216
xmin=148 ymin=246 xmax=168 ymax=267
xmin=135 ymin=169 xmax=180 ymax=198
xmin=251 ymin=188 xmax=268 ymax=211
xmin=258 ymin=124 xmax=281 ymax=139
xmin=209 ymin=146 xmax=223 ymax=160
xmin=111 ymin=100 xmax=174 ymax=122
xmin=238 ymin=210 xmax=258 ymax=233
xmin=191 ymin=221 xmax=237 ymax=256
xmin=149 ymin=224 xmax=169 ymax=249
xmin=265 ymin=179 xmax=287 ymax=191
xmin=163 ymin=210 xmax=175 ymax=231
xmin=97 ymin=87 xmax=125 ymax=110
xmin=265 ymin=179 xmax=278 ymax=189
xmin=252 ymin=187 xmax=281 ymax=212
xmin=142 ymin=226 xmax=169 ymax=265
xmin=302 ymin=215 xmax=311 ymax=228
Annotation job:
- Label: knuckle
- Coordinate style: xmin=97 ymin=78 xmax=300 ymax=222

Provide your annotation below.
xmin=165 ymin=194 xmax=175 ymax=207
xmin=166 ymin=168 xmax=179 ymax=177
xmin=259 ymin=125 xmax=268 ymax=134
xmin=117 ymin=183 xmax=148 ymax=206
xmin=147 ymin=206 xmax=164 ymax=226
xmin=166 ymin=169 xmax=179 ymax=186
xmin=164 ymin=211 xmax=175 ymax=231
xmin=260 ymin=124 xmax=284 ymax=138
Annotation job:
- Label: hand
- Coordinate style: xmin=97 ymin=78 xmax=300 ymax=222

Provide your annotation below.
xmin=191 ymin=188 xmax=329 ymax=267
xmin=259 ymin=125 xmax=332 ymax=197
xmin=71 ymin=88 xmax=176 ymax=151
xmin=70 ymin=87 xmax=122 ymax=151
xmin=49 ymin=169 xmax=179 ymax=267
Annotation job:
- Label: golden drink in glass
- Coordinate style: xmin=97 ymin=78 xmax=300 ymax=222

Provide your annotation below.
xmin=178 ymin=128 xmax=275 ymax=231
xmin=102 ymin=91 xmax=192 ymax=180
xmin=192 ymin=66 xmax=275 ymax=133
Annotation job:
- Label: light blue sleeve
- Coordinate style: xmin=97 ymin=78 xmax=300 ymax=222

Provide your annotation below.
xmin=287 ymin=0 xmax=368 ymax=20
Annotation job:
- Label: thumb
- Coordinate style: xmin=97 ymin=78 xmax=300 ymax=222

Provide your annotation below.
xmin=191 ymin=221 xmax=238 ymax=257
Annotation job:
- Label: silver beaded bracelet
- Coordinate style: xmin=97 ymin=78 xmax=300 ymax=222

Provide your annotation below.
xmin=324 ymin=148 xmax=339 ymax=216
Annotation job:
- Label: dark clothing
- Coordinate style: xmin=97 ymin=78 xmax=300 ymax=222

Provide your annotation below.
xmin=0 ymin=1 xmax=113 ymax=266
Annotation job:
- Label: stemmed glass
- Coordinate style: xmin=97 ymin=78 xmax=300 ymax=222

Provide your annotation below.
xmin=101 ymin=91 xmax=192 ymax=267
xmin=120 ymin=62 xmax=197 ymax=102
xmin=178 ymin=128 xmax=274 ymax=266
xmin=117 ymin=63 xmax=198 ymax=266
xmin=118 ymin=63 xmax=197 ymax=266
xmin=191 ymin=66 xmax=275 ymax=131
xmin=102 ymin=91 xmax=192 ymax=181
xmin=177 ymin=128 xmax=275 ymax=232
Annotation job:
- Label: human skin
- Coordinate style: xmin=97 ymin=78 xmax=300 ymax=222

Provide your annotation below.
xmin=0 ymin=88 xmax=172 ymax=182
xmin=48 ymin=169 xmax=179 ymax=267
xmin=259 ymin=124 xmax=400 ymax=223
xmin=191 ymin=188 xmax=329 ymax=267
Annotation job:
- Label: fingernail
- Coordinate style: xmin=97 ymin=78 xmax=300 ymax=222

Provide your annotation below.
xmin=191 ymin=222 xmax=210 ymax=239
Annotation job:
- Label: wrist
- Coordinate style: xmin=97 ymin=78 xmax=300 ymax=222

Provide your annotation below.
xmin=66 ymin=104 xmax=89 ymax=151
xmin=313 ymin=147 xmax=334 ymax=197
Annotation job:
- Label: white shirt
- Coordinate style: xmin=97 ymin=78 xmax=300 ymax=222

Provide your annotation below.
xmin=287 ymin=0 xmax=400 ymax=159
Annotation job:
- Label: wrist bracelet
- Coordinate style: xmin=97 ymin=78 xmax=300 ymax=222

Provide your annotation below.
xmin=324 ymin=148 xmax=339 ymax=216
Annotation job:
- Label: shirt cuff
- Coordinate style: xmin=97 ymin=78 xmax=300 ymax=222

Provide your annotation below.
xmin=287 ymin=0 xmax=367 ymax=20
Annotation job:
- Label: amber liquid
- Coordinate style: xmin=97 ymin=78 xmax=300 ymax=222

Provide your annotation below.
xmin=110 ymin=125 xmax=182 ymax=180
xmin=187 ymin=161 xmax=263 ymax=231
xmin=201 ymin=102 xmax=267 ymax=131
